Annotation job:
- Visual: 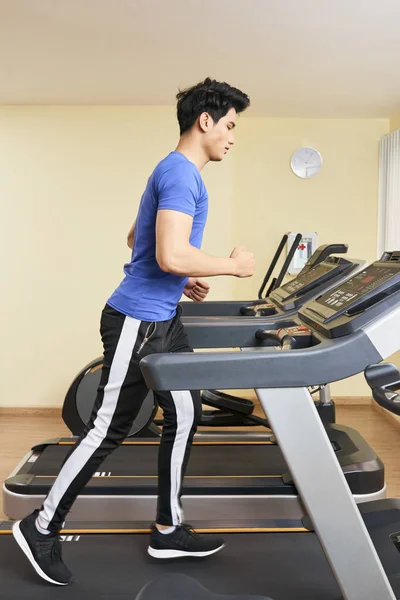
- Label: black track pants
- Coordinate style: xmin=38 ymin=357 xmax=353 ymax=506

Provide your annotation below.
xmin=37 ymin=304 xmax=202 ymax=533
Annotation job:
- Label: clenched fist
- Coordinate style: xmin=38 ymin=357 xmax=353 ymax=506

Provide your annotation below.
xmin=230 ymin=246 xmax=255 ymax=278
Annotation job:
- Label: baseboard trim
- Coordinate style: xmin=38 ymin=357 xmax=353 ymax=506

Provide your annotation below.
xmin=373 ymin=403 xmax=400 ymax=432
xmin=0 ymin=407 xmax=62 ymax=417
xmin=333 ymin=396 xmax=372 ymax=406
xmin=227 ymin=392 xmax=372 ymax=406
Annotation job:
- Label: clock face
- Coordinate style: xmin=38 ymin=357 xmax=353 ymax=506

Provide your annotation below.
xmin=291 ymin=147 xmax=322 ymax=179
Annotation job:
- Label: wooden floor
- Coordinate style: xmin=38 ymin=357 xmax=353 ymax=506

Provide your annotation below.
xmin=0 ymin=404 xmax=399 ymax=521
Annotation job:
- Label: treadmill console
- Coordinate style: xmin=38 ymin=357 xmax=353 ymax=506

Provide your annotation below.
xmin=269 ymin=256 xmax=354 ymax=312
xmin=299 ymin=253 xmax=400 ymax=337
xmin=277 ymin=262 xmax=333 ymax=296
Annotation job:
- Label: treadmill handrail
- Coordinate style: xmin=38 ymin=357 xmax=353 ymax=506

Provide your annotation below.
xmin=257 ymin=234 xmax=288 ymax=299
xmin=365 ymin=362 xmax=400 ymax=416
xmin=140 ymin=329 xmax=382 ymax=391
xmin=305 ymin=243 xmax=349 ymax=269
xmin=268 ymin=233 xmax=302 ymax=294
xmin=141 ymin=301 xmax=400 ymax=391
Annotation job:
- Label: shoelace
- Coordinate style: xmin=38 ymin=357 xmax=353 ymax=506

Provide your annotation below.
xmin=52 ymin=537 xmax=63 ymax=559
xmin=179 ymin=523 xmax=200 ymax=539
xmin=35 ymin=535 xmax=60 ymax=559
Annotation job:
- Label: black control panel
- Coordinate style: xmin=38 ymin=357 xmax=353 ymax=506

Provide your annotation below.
xmin=299 ymin=254 xmax=400 ymax=338
xmin=278 ymin=263 xmax=333 ymax=297
xmin=269 ymin=256 xmax=355 ymax=311
xmin=316 ymin=267 xmax=395 ymax=313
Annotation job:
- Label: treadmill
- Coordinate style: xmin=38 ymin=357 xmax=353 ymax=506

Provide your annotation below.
xmin=3 ymin=252 xmax=400 ymax=600
xmin=62 ymin=245 xmax=366 ymax=438
xmin=2 ymin=258 xmax=383 ymax=523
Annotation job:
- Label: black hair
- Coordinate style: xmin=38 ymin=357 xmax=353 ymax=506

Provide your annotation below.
xmin=176 ymin=77 xmax=250 ymax=135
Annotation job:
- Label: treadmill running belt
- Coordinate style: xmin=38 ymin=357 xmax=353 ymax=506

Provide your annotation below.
xmin=1 ymin=531 xmax=342 ymax=600
xmin=136 ymin=573 xmax=272 ymax=600
xmin=29 ymin=443 xmax=287 ymax=477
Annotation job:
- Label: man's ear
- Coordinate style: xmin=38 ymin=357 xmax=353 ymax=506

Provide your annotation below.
xmin=199 ymin=112 xmax=213 ymax=133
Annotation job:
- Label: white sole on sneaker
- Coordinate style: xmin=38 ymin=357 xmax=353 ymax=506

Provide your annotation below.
xmin=12 ymin=520 xmax=69 ymax=586
xmin=147 ymin=543 xmax=225 ymax=559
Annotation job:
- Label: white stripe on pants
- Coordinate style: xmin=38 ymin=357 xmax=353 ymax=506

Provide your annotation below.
xmin=169 ymin=390 xmax=195 ymax=526
xmin=37 ymin=316 xmax=141 ymax=531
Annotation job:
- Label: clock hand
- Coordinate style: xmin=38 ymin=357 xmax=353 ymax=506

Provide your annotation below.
xmin=305 ymin=151 xmax=313 ymax=164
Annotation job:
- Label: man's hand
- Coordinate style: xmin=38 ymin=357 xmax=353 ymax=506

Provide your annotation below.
xmin=230 ymin=246 xmax=255 ymax=278
xmin=183 ymin=278 xmax=210 ymax=302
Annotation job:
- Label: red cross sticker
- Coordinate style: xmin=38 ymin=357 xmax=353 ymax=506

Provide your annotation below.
xmin=298 ymin=243 xmax=306 ymax=251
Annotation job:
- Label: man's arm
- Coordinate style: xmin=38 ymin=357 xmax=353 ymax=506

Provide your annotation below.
xmin=127 ymin=219 xmax=137 ymax=249
xmin=156 ymin=210 xmax=254 ymax=278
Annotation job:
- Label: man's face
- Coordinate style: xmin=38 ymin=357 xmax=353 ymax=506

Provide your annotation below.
xmin=203 ymin=107 xmax=237 ymax=162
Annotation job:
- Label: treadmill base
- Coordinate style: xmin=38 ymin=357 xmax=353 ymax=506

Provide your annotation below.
xmin=3 ymin=484 xmax=386 ymax=523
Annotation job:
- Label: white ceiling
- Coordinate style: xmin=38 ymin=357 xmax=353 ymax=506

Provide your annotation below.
xmin=1 ymin=0 xmax=400 ymax=117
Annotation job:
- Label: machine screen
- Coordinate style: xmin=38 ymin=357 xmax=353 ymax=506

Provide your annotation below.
xmin=280 ymin=263 xmax=333 ymax=295
xmin=316 ymin=266 xmax=395 ymax=310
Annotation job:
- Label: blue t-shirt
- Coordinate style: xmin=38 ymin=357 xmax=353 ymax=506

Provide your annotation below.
xmin=107 ymin=152 xmax=208 ymax=321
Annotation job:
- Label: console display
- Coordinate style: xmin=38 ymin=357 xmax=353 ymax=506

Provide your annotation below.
xmin=280 ymin=263 xmax=333 ymax=295
xmin=316 ymin=266 xmax=395 ymax=310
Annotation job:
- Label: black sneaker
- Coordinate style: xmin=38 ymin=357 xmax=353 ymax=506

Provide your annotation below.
xmin=12 ymin=510 xmax=72 ymax=585
xmin=148 ymin=523 xmax=225 ymax=559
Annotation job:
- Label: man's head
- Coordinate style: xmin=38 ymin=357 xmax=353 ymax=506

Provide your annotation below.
xmin=176 ymin=78 xmax=250 ymax=162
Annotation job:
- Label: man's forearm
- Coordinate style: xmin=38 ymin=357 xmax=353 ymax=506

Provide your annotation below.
xmin=158 ymin=244 xmax=236 ymax=277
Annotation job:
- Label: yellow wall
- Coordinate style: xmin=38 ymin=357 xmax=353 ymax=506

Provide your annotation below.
xmin=0 ymin=106 xmax=234 ymax=407
xmin=232 ymin=118 xmax=386 ymax=298
xmin=231 ymin=118 xmax=388 ymax=397
xmin=390 ymin=112 xmax=400 ymax=131
xmin=0 ymin=108 xmax=390 ymax=406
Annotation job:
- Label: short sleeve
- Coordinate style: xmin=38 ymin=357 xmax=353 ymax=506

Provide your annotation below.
xmin=157 ymin=165 xmax=198 ymax=217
